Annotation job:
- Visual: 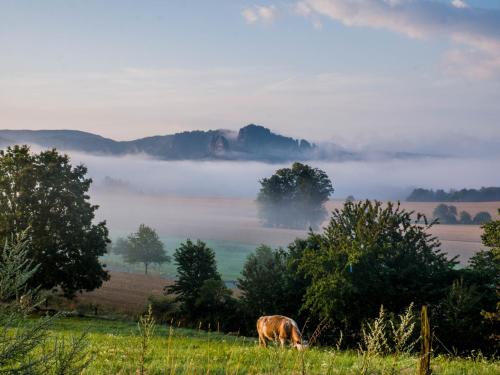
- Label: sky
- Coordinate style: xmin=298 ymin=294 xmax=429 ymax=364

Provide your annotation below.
xmin=1 ymin=0 xmax=500 ymax=155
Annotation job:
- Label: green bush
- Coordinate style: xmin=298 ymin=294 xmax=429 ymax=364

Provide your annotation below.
xmin=147 ymin=295 xmax=176 ymax=323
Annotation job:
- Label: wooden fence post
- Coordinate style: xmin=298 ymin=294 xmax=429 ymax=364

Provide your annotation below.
xmin=418 ymin=305 xmax=431 ymax=375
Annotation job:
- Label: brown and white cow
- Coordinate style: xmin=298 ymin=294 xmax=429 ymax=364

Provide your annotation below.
xmin=256 ymin=315 xmax=306 ymax=350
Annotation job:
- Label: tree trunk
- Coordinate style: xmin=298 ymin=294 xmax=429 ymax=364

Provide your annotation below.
xmin=145 ymin=263 xmax=148 ymax=275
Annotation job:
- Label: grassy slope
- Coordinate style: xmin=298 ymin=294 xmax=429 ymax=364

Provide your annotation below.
xmin=47 ymin=317 xmax=498 ymax=374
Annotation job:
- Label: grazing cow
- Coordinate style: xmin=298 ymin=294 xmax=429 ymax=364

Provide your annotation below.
xmin=256 ymin=315 xmax=306 ymax=350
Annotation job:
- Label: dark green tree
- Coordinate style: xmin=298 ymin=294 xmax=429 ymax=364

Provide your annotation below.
xmin=463 ymin=210 xmax=500 ymax=351
xmin=237 ymin=240 xmax=317 ymax=332
xmin=167 ymin=239 xmax=233 ymax=324
xmin=473 ymin=211 xmax=492 ymax=225
xmin=481 ymin=209 xmax=500 ymax=250
xmin=434 ymin=222 xmax=499 ymax=356
xmin=459 ymin=211 xmax=473 ymax=224
xmin=195 ymin=278 xmax=237 ymax=329
xmin=112 ymin=237 xmax=129 ymax=255
xmin=238 ymin=245 xmax=288 ymax=317
xmin=299 ymin=200 xmax=457 ymax=333
xmin=123 ymin=224 xmax=169 ymax=274
xmin=0 ymin=145 xmax=109 ymax=297
xmin=433 ymin=204 xmax=458 ymax=224
xmin=257 ymin=162 xmax=334 ymax=229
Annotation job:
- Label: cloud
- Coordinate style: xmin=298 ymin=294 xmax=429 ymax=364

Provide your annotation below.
xmin=295 ymin=0 xmax=500 ymax=79
xmin=242 ymin=5 xmax=277 ymax=24
xmin=294 ymin=2 xmax=323 ymax=29
xmin=451 ymin=0 xmax=468 ymax=9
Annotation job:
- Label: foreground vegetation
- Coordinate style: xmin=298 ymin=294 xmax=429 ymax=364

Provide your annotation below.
xmin=42 ymin=317 xmax=498 ymax=374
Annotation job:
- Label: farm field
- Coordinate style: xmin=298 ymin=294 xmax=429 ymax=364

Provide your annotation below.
xmin=65 ymin=272 xmax=172 ymax=316
xmin=41 ymin=317 xmax=499 ymax=374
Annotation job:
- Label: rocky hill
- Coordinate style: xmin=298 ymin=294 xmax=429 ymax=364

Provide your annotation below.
xmin=0 ymin=124 xmax=321 ymax=162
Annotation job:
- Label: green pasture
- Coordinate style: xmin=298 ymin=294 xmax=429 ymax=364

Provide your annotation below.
xmin=41 ymin=317 xmax=498 ymax=374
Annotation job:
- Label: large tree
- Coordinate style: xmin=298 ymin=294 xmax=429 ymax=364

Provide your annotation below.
xmin=257 ymin=162 xmax=334 ymax=229
xmin=0 ymin=145 xmax=109 ymax=297
xmin=237 ymin=243 xmax=310 ymax=326
xmin=433 ymin=211 xmax=500 ymax=354
xmin=238 ymin=245 xmax=289 ymax=318
xmin=299 ymin=200 xmax=457 ymax=332
xmin=122 ymin=224 xmax=169 ymax=274
xmin=167 ymin=239 xmax=232 ymax=324
xmin=433 ymin=204 xmax=458 ymax=224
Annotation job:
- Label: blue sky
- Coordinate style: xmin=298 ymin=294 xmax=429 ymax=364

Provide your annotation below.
xmin=1 ymin=0 xmax=499 ymax=155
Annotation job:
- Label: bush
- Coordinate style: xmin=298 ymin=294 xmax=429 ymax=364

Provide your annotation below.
xmin=147 ymin=295 xmax=176 ymax=323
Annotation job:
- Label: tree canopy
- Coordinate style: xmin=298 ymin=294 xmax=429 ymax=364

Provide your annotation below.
xmin=299 ymin=200 xmax=457 ymax=330
xmin=433 ymin=204 xmax=458 ymax=224
xmin=407 ymin=187 xmax=500 ymax=202
xmin=0 ymin=145 xmax=109 ymax=297
xmin=433 ymin=204 xmax=491 ymax=225
xmin=167 ymin=239 xmax=232 ymax=324
xmin=256 ymin=162 xmax=334 ymax=229
xmin=238 ymin=245 xmax=289 ymax=318
xmin=122 ymin=224 xmax=169 ymax=274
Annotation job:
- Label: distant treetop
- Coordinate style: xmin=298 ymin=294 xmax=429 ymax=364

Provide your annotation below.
xmin=407 ymin=187 xmax=500 ymax=202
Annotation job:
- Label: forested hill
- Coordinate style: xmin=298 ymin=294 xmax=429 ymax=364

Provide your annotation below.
xmin=0 ymin=125 xmax=331 ymax=162
xmin=407 ymin=187 xmax=500 ymax=202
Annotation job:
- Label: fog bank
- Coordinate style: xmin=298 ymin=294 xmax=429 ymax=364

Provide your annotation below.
xmin=63 ymin=152 xmax=500 ymax=200
xmin=28 ymin=149 xmax=498 ymax=263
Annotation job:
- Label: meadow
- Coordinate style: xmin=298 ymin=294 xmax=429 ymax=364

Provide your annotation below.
xmin=44 ymin=316 xmax=498 ymax=374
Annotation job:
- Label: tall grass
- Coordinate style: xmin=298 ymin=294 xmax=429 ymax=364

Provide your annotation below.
xmin=37 ymin=317 xmax=499 ymax=374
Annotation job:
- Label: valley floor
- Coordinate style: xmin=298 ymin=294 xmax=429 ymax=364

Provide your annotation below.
xmin=45 ymin=317 xmax=498 ymax=374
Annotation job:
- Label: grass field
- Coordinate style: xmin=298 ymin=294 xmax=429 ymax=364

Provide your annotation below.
xmin=43 ymin=317 xmax=498 ymax=374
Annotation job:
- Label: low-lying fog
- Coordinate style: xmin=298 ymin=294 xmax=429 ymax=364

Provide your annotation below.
xmin=72 ymin=152 xmax=500 ymax=200
xmin=34 ymin=149 xmax=500 ymax=263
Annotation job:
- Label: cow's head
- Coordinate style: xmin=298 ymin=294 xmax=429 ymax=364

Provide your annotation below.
xmin=294 ymin=340 xmax=309 ymax=351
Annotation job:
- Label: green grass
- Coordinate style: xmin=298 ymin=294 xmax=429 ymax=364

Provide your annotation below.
xmin=42 ymin=317 xmax=498 ymax=374
xmin=102 ymin=237 xmax=256 ymax=280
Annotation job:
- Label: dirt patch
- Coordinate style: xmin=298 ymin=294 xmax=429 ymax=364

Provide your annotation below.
xmin=66 ymin=271 xmax=173 ymax=316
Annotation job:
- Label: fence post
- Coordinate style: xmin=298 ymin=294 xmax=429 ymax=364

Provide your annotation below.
xmin=418 ymin=305 xmax=431 ymax=375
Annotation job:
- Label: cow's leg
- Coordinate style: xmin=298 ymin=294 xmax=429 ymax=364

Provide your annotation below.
xmin=258 ymin=334 xmax=267 ymax=347
xmin=279 ymin=337 xmax=286 ymax=349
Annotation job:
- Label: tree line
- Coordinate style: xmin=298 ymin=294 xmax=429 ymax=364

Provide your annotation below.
xmin=433 ymin=204 xmax=492 ymax=225
xmin=407 ymin=187 xmax=500 ymax=202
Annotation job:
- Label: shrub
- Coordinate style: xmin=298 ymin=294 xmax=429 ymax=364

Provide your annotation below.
xmin=147 ymin=295 xmax=176 ymax=323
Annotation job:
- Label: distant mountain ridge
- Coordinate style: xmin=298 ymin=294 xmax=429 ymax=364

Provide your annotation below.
xmin=0 ymin=125 xmax=346 ymax=162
